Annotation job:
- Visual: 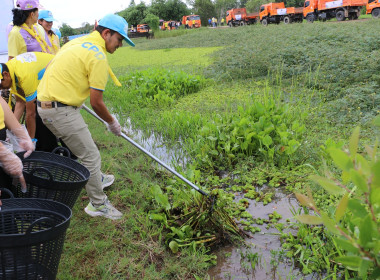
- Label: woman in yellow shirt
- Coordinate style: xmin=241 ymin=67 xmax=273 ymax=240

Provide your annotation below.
xmin=8 ymin=0 xmax=52 ymax=60
xmin=8 ymin=0 xmax=53 ymax=120
xmin=38 ymin=10 xmax=60 ymax=55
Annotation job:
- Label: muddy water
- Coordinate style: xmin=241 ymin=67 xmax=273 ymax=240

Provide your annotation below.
xmin=208 ymin=187 xmax=310 ymax=280
xmin=122 ymin=118 xmax=188 ymax=169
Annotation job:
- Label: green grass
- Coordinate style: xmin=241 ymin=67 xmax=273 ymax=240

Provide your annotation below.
xmin=109 ymin=46 xmax=221 ymax=75
xmin=58 ymin=19 xmax=380 ymax=279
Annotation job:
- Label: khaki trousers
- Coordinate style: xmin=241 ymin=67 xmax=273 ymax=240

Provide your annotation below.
xmin=37 ymin=106 xmax=106 ymax=206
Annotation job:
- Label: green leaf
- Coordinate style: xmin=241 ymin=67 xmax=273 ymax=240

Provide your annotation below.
xmin=359 ymin=215 xmax=373 ymax=247
xmin=348 ymin=199 xmax=368 ymax=218
xmin=349 ymin=127 xmax=360 ymax=156
xmin=311 ymin=175 xmax=345 ymax=195
xmin=355 ymin=154 xmax=371 ymax=176
xmin=321 ymin=212 xmax=340 ymax=235
xmin=359 ymin=258 xmax=371 ymax=279
xmin=335 ymin=193 xmax=349 ymax=221
xmin=328 ymin=148 xmax=354 ymax=172
xmin=335 ymin=256 xmax=362 ymax=270
xmin=295 ymin=193 xmax=314 ymax=208
xmin=149 ymin=213 xmax=167 ymax=222
xmin=295 ymin=214 xmax=323 ymax=225
xmin=370 ymin=188 xmax=380 ymax=207
xmin=371 ymin=161 xmax=380 ymax=190
xmin=262 ymin=135 xmax=273 ymax=147
xmin=334 ymin=237 xmax=359 ymax=253
xmin=155 ymin=193 xmax=171 ymax=211
xmin=169 ymin=241 xmax=179 ymax=253
xmin=350 ymin=169 xmax=368 ymax=193
xmin=373 ymin=115 xmax=380 ymax=127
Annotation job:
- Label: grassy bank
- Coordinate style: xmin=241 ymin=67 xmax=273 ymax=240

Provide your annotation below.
xmin=58 ymin=19 xmax=379 ymax=279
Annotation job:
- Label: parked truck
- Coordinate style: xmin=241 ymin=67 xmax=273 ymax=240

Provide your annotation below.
xmin=226 ymin=8 xmax=259 ymax=26
xmin=366 ymin=0 xmax=380 ymax=18
xmin=182 ymin=15 xmax=201 ymax=28
xmin=259 ymin=2 xmax=304 ymax=25
xmin=303 ymin=0 xmax=367 ymax=22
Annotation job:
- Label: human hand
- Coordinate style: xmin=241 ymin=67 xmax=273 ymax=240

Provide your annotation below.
xmin=11 ymin=127 xmax=34 ymax=158
xmin=107 ymin=117 xmax=121 ymax=136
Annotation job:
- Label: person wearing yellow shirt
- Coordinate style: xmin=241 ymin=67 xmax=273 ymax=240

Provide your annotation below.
xmin=8 ymin=0 xmax=53 ymax=121
xmin=0 ymin=52 xmax=59 ymax=152
xmin=8 ymin=0 xmax=52 ymax=60
xmin=38 ymin=10 xmax=60 ymax=55
xmin=37 ymin=14 xmax=135 ymax=220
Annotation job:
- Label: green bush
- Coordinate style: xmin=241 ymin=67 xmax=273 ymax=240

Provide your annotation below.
xmin=192 ymin=94 xmax=305 ymax=169
xmin=295 ymin=116 xmax=380 ymax=279
xmin=118 ymin=68 xmax=207 ymax=106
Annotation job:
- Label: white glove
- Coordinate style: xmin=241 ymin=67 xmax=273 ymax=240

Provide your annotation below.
xmin=0 ymin=144 xmax=27 ymax=192
xmin=11 ymin=127 xmax=34 ymax=158
xmin=107 ymin=117 xmax=121 ymax=136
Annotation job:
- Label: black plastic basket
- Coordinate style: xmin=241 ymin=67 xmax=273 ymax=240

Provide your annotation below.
xmin=12 ymin=151 xmax=90 ymax=209
xmin=0 ymin=194 xmax=72 ymax=280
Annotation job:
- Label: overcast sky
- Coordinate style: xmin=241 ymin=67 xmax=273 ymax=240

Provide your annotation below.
xmin=36 ymin=0 xmax=136 ymax=28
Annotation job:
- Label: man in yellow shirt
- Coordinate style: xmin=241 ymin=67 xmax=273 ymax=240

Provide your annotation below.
xmin=37 ymin=14 xmax=135 ymax=220
xmin=0 ymin=52 xmax=58 ymax=152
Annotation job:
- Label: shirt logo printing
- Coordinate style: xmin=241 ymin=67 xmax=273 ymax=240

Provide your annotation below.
xmin=81 ymin=42 xmax=105 ymax=60
xmin=16 ymin=52 xmax=37 ymax=63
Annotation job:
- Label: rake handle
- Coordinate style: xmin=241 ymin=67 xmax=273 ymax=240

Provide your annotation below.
xmin=82 ymin=105 xmax=208 ymax=197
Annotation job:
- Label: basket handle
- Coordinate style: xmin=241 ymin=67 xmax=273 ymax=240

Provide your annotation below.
xmin=52 ymin=146 xmax=71 ymax=158
xmin=30 ymin=167 xmax=54 ymax=183
xmin=26 ymin=217 xmax=56 ymax=234
xmin=0 ymin=188 xmax=15 ymax=199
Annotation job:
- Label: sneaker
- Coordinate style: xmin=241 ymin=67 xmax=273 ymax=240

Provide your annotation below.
xmin=84 ymin=199 xmax=123 ymax=220
xmin=101 ymin=173 xmax=115 ymax=189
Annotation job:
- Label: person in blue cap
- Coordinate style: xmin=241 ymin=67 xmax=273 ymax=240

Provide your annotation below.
xmin=38 ymin=10 xmax=60 ymax=54
xmin=37 ymin=14 xmax=135 ymax=220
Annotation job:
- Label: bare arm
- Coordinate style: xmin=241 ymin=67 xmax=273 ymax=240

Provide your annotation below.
xmin=25 ymin=100 xmax=36 ymax=139
xmin=14 ymin=89 xmax=26 ymax=121
xmin=89 ymin=88 xmax=113 ymax=123
xmin=1 ymin=97 xmax=22 ymax=131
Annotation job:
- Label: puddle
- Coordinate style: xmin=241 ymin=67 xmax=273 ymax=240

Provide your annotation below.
xmin=208 ymin=187 xmax=313 ymax=280
xmin=122 ymin=118 xmax=188 ymax=169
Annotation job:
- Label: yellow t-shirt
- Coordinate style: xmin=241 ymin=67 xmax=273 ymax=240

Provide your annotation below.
xmin=0 ymin=103 xmax=4 ymax=130
xmin=6 ymin=52 xmax=54 ymax=101
xmin=48 ymin=33 xmax=60 ymax=55
xmin=37 ymin=31 xmax=109 ymax=107
xmin=8 ymin=24 xmax=49 ymax=57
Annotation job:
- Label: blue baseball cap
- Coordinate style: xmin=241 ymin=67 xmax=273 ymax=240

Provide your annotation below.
xmin=38 ymin=10 xmax=56 ymax=22
xmin=98 ymin=14 xmax=135 ymax=47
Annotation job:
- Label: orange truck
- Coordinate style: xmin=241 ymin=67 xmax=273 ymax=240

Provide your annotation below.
xmin=226 ymin=8 xmax=259 ymax=26
xmin=259 ymin=2 xmax=304 ymax=25
xmin=182 ymin=15 xmax=201 ymax=28
xmin=366 ymin=0 xmax=380 ymax=18
xmin=137 ymin=24 xmax=150 ymax=33
xmin=303 ymin=0 xmax=367 ymax=22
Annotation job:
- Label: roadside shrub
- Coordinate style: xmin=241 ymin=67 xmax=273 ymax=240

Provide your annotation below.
xmin=295 ymin=117 xmax=380 ymax=279
xmin=118 ymin=68 xmax=207 ymax=106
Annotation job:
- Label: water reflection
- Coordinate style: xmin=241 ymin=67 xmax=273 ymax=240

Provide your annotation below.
xmin=122 ymin=118 xmax=188 ymax=170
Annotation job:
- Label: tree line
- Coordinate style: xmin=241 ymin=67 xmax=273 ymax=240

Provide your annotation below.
xmin=59 ymin=0 xmax=306 ymax=36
